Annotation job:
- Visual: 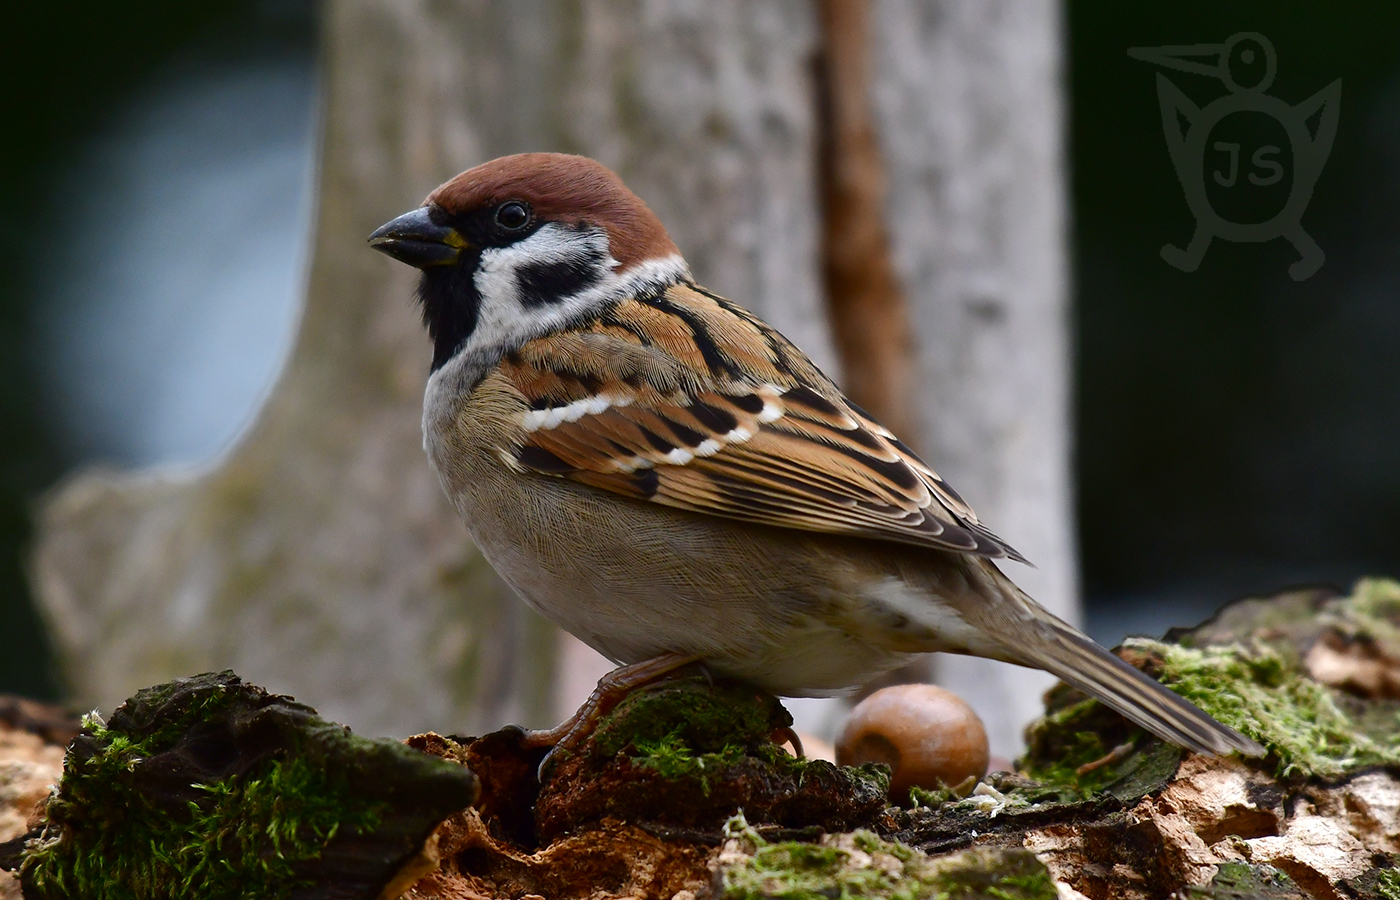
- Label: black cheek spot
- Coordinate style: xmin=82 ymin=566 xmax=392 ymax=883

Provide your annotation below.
xmin=515 ymin=247 xmax=606 ymax=307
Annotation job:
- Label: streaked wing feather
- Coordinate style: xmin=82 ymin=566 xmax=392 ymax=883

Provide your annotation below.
xmin=498 ymin=283 xmax=1027 ymax=562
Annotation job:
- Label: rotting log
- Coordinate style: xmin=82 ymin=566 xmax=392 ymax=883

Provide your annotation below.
xmin=4 ymin=579 xmax=1399 ymax=899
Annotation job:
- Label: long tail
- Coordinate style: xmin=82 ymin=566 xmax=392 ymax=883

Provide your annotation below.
xmin=974 ymin=563 xmax=1265 ymax=758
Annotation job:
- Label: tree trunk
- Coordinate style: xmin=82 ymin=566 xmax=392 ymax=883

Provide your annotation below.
xmin=870 ymin=0 xmax=1077 ymax=756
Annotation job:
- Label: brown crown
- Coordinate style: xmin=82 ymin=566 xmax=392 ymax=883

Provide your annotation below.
xmin=427 ymin=153 xmax=680 ymax=270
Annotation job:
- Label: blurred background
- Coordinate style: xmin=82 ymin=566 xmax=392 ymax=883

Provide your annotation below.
xmin=1 ymin=2 xmax=1397 ymax=756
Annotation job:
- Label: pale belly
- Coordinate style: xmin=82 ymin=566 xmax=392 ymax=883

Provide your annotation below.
xmin=457 ymin=468 xmax=931 ymax=696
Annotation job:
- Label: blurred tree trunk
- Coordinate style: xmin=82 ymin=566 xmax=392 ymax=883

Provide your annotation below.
xmin=870 ymin=0 xmax=1076 ymax=756
xmin=29 ymin=0 xmax=830 ymax=738
xmin=30 ymin=0 xmax=1072 ymax=757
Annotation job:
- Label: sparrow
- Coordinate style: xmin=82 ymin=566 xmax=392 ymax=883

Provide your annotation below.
xmin=369 ymin=152 xmax=1263 ymax=759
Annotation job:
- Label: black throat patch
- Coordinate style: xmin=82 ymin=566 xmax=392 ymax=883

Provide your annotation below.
xmin=418 ymin=260 xmax=482 ymax=372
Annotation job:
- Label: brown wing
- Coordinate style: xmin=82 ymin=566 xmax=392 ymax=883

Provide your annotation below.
xmin=495 ymin=282 xmax=1026 ymax=562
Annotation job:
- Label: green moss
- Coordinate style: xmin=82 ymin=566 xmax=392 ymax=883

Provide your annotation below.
xmin=591 ymin=677 xmax=790 ymax=761
xmin=1184 ymin=862 xmax=1307 ymax=899
xmin=908 ymin=784 xmax=961 ymax=809
xmin=1018 ymin=690 xmax=1182 ymax=803
xmin=717 ymin=815 xmax=1056 ymax=900
xmin=1377 ymin=869 xmax=1400 ymax=900
xmin=1142 ymin=638 xmax=1400 ymax=778
xmin=1020 ymin=579 xmax=1400 ymax=787
xmin=23 ymin=706 xmax=384 ymax=900
xmin=631 ymin=731 xmax=750 ymax=795
xmin=588 ymin=676 xmax=837 ymax=789
xmin=20 ymin=671 xmax=477 ymax=900
xmin=1350 ymin=578 xmax=1400 ymax=624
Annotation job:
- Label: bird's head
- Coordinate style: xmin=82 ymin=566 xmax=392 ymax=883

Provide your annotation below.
xmin=370 ymin=153 xmax=688 ymax=372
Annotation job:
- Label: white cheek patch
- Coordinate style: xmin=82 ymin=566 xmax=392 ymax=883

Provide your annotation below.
xmin=474 ymin=223 xmax=610 ymax=326
xmin=461 ymin=222 xmax=690 ymax=373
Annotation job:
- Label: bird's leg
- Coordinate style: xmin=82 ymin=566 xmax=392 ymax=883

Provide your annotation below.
xmin=772 ymin=725 xmax=805 ymax=759
xmin=523 ymin=652 xmax=698 ymax=772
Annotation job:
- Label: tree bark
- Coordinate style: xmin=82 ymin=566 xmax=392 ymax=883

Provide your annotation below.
xmin=869 ymin=0 xmax=1078 ymax=756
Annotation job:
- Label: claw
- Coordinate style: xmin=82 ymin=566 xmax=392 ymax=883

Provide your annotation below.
xmin=772 ymin=725 xmax=805 ymax=758
xmin=523 ymin=652 xmax=699 ymax=780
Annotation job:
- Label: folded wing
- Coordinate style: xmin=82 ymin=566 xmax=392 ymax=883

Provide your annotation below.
xmin=495 ymin=283 xmax=1027 ymax=562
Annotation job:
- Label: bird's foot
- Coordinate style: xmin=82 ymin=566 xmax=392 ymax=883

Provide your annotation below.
xmin=523 ymin=652 xmax=699 ymax=778
xmin=771 ymin=725 xmax=805 ymax=758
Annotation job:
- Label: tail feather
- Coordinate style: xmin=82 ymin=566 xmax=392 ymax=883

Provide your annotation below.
xmin=971 ymin=561 xmax=1264 ymax=758
xmin=1023 ymin=620 xmax=1264 ymax=757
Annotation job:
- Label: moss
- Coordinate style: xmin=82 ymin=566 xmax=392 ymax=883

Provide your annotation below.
xmin=589 ymin=675 xmax=892 ymax=799
xmin=590 ymin=677 xmax=790 ymax=761
xmin=631 ymin=731 xmax=750 ymax=795
xmin=1142 ymin=638 xmax=1400 ymax=778
xmin=1341 ymin=859 xmax=1400 ymax=900
xmin=717 ymin=815 xmax=1056 ymax=900
xmin=1018 ymin=688 xmax=1182 ymax=803
xmin=537 ymin=678 xmax=892 ymax=837
xmin=20 ymin=671 xmax=478 ymax=900
xmin=1023 ymin=635 xmax=1400 ymax=783
xmin=1350 ymin=578 xmax=1400 ymax=626
xmin=1376 ymin=868 xmax=1400 ymax=900
xmin=1019 ymin=580 xmax=1400 ymax=786
xmin=1184 ymin=862 xmax=1307 ymax=899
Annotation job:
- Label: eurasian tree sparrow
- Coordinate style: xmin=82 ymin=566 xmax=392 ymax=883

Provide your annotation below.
xmin=370 ymin=153 xmax=1262 ymax=759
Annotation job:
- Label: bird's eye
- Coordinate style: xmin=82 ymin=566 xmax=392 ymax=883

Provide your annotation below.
xmin=495 ymin=201 xmax=531 ymax=232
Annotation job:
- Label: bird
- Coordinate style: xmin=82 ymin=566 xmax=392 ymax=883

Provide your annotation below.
xmin=369 ymin=152 xmax=1264 ymax=760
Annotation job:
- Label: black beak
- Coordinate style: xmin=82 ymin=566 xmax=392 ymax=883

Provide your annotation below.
xmin=368 ymin=206 xmax=469 ymax=268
